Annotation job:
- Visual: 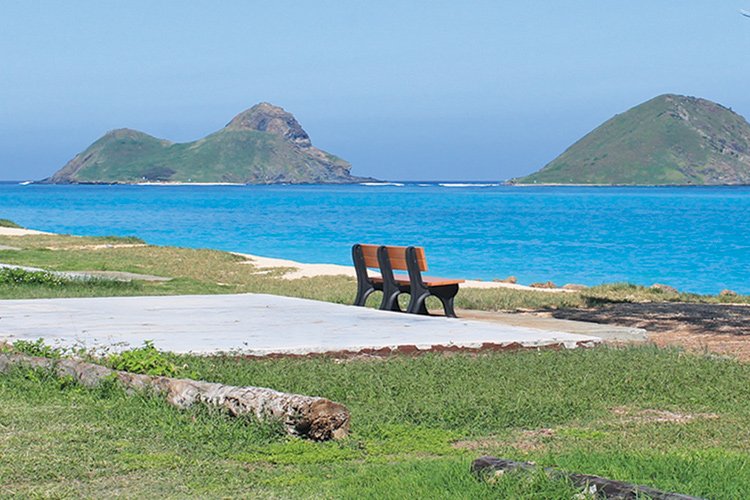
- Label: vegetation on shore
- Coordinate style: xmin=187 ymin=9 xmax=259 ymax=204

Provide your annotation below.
xmin=2 ymin=344 xmax=750 ymax=497
xmin=0 ymin=232 xmax=747 ymax=307
xmin=0 ymin=218 xmax=22 ymax=228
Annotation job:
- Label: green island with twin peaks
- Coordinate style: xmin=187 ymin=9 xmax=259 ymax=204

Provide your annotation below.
xmin=44 ymin=103 xmax=372 ymax=185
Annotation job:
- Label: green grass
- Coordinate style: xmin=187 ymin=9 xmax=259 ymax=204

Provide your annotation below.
xmin=0 ymin=218 xmax=22 ymax=228
xmin=0 ymin=266 xmax=141 ymax=299
xmin=1 ymin=233 xmax=748 ymax=307
xmin=2 ymin=233 xmax=750 ymax=496
xmin=2 ymin=346 xmax=750 ymax=497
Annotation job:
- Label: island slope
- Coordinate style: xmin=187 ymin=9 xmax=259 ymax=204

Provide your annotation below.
xmin=45 ymin=103 xmax=370 ymax=184
xmin=515 ymin=94 xmax=750 ymax=185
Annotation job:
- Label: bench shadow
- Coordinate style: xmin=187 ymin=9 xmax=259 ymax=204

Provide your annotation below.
xmin=551 ymin=303 xmax=750 ymax=335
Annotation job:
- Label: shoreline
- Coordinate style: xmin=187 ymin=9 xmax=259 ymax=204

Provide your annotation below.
xmin=135 ymin=182 xmax=246 ymax=186
xmin=10 ymin=181 xmax=750 ymax=188
xmin=0 ymin=225 xmax=573 ymax=293
xmin=233 ymin=252 xmax=575 ymax=293
xmin=0 ymin=227 xmax=52 ymax=236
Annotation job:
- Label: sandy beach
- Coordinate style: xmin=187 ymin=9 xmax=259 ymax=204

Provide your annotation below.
xmin=0 ymin=227 xmax=52 ymax=236
xmin=0 ymin=225 xmax=573 ymax=292
xmin=135 ymin=182 xmax=246 ymax=186
xmin=235 ymin=252 xmax=575 ymax=292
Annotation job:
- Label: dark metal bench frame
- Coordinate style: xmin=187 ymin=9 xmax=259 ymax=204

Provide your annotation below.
xmin=352 ymin=244 xmax=461 ymax=318
xmin=352 ymin=244 xmax=409 ymax=312
xmin=404 ymin=246 xmax=459 ymax=318
xmin=376 ymin=245 xmax=411 ymax=312
xmin=352 ymin=243 xmax=380 ymax=307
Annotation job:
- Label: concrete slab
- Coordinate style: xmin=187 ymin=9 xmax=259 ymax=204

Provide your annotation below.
xmin=0 ymin=294 xmax=600 ymax=355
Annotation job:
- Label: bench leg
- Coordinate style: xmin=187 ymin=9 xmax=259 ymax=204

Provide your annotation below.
xmin=354 ymin=286 xmax=375 ymax=307
xmin=407 ymin=293 xmax=430 ymax=315
xmin=434 ymin=284 xmax=460 ymax=318
xmin=439 ymin=295 xmax=457 ymax=318
xmin=380 ymin=290 xmax=403 ymax=312
xmin=407 ymin=285 xmax=459 ymax=317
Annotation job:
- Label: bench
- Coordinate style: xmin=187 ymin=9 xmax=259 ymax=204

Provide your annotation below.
xmin=352 ymin=244 xmax=464 ymax=317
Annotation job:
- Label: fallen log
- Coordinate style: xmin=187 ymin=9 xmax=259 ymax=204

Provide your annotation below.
xmin=0 ymin=352 xmax=350 ymax=441
xmin=471 ymin=456 xmax=703 ymax=500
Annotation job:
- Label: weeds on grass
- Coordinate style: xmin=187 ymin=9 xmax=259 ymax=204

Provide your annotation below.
xmin=106 ymin=341 xmax=179 ymax=377
xmin=0 ymin=267 xmax=67 ymax=286
xmin=0 ymin=266 xmax=142 ymax=299
xmin=5 ymin=338 xmax=182 ymax=378
xmin=8 ymin=338 xmax=63 ymax=359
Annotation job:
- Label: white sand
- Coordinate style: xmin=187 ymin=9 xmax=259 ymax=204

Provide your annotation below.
xmin=0 ymin=226 xmax=574 ymax=293
xmin=235 ymin=252 xmax=575 ymax=292
xmin=238 ymin=253 xmax=358 ymax=279
xmin=0 ymin=227 xmax=51 ymax=236
xmin=135 ymin=182 xmax=245 ymax=186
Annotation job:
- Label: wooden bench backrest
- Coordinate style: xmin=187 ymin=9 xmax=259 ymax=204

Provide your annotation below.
xmin=358 ymin=244 xmax=428 ymax=272
xmin=358 ymin=244 xmax=381 ymax=269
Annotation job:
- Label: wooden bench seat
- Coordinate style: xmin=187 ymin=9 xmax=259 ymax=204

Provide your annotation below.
xmin=371 ymin=275 xmax=464 ymax=287
xmin=352 ymin=244 xmax=464 ymax=317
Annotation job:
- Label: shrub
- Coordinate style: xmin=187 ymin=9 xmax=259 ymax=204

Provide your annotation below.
xmin=107 ymin=341 xmax=178 ymax=377
xmin=10 ymin=338 xmax=62 ymax=359
xmin=0 ymin=268 xmax=67 ymax=286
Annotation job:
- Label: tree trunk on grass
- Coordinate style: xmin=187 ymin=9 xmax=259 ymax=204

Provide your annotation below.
xmin=0 ymin=352 xmax=350 ymax=441
xmin=471 ymin=456 xmax=703 ymax=500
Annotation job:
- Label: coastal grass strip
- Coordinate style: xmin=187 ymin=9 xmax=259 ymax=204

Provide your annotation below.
xmin=1 ymin=233 xmax=748 ymax=308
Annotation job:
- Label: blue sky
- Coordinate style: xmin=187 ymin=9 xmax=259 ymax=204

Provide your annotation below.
xmin=1 ymin=1 xmax=749 ymax=181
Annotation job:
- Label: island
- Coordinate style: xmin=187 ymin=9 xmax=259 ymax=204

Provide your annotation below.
xmin=514 ymin=94 xmax=750 ymax=185
xmin=43 ymin=103 xmax=373 ymax=185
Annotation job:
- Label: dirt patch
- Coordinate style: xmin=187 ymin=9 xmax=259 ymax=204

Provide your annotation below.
xmin=550 ymin=302 xmax=750 ymax=360
xmin=452 ymin=428 xmax=555 ymax=452
xmin=611 ymin=406 xmax=719 ymax=425
xmin=648 ymin=328 xmax=750 ymax=361
xmin=452 ymin=437 xmax=508 ymax=451
xmin=513 ymin=428 xmax=556 ymax=452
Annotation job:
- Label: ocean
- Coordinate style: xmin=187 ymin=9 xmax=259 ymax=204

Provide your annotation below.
xmin=1 ymin=182 xmax=749 ymax=294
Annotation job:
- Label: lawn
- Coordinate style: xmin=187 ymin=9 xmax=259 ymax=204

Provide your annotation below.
xmin=2 ymin=230 xmax=750 ymax=497
xmin=2 ymin=347 xmax=750 ymax=498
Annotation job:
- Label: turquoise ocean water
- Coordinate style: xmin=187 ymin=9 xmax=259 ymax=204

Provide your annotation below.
xmin=1 ymin=182 xmax=748 ymax=294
